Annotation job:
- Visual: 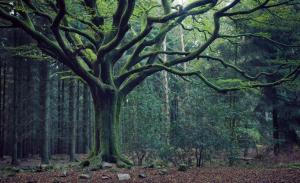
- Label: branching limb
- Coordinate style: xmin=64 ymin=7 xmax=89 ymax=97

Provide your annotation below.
xmin=0 ymin=3 xmax=111 ymax=93
xmin=97 ymin=0 xmax=135 ymax=56
xmin=0 ymin=6 xmax=67 ymax=60
xmin=198 ymin=55 xmax=287 ymax=81
xmin=113 ymin=0 xmax=127 ymax=27
xmin=113 ymin=24 xmax=153 ymax=65
xmin=140 ymin=50 xmax=189 ymax=60
xmin=219 ymin=34 xmax=300 ymax=48
xmin=59 ymin=25 xmax=97 ymax=48
xmin=0 ymin=1 xmax=13 ymax=11
xmin=118 ymin=0 xmax=217 ymax=73
xmin=120 ymin=16 xmax=186 ymax=72
xmin=192 ymin=69 xmax=300 ymax=93
xmin=119 ymin=0 xmax=286 ymax=94
xmin=127 ymin=63 xmax=300 ymax=94
xmin=148 ymin=0 xmax=215 ymax=23
xmin=66 ymin=12 xmax=102 ymax=35
xmin=50 ymin=0 xmax=73 ymax=56
xmin=21 ymin=0 xmax=53 ymax=22
xmin=221 ymin=0 xmax=296 ymax=17
xmin=0 ymin=23 xmax=13 ymax=28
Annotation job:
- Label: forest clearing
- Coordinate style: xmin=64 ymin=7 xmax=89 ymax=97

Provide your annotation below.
xmin=1 ymin=0 xmax=300 ymax=182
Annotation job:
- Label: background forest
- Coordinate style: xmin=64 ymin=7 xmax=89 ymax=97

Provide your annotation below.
xmin=0 ymin=0 xmax=300 ymax=182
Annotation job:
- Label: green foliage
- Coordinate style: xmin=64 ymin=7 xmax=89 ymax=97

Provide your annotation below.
xmin=121 ymin=75 xmax=166 ymax=155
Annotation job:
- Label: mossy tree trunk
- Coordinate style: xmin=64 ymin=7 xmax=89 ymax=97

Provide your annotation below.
xmin=89 ymin=89 xmax=130 ymax=166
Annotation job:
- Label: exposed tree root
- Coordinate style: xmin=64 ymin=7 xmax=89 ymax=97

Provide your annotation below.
xmin=85 ymin=152 xmax=133 ymax=169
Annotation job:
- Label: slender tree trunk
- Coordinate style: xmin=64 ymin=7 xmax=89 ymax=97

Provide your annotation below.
xmin=30 ymin=63 xmax=39 ymax=156
xmin=0 ymin=60 xmax=5 ymax=159
xmin=2 ymin=62 xmax=7 ymax=158
xmin=24 ymin=61 xmax=33 ymax=159
xmin=69 ymin=80 xmax=76 ymax=161
xmin=48 ymin=74 xmax=54 ymax=158
xmin=11 ymin=60 xmax=18 ymax=166
xmin=162 ymin=37 xmax=170 ymax=144
xmin=61 ymin=80 xmax=66 ymax=153
xmin=0 ymin=61 xmax=2 ymax=159
xmin=40 ymin=62 xmax=50 ymax=164
xmin=273 ymin=108 xmax=280 ymax=156
xmin=17 ymin=61 xmax=25 ymax=159
xmin=88 ymin=93 xmax=93 ymax=151
xmin=57 ymin=79 xmax=62 ymax=154
xmin=75 ymin=81 xmax=81 ymax=153
xmin=82 ymin=84 xmax=90 ymax=153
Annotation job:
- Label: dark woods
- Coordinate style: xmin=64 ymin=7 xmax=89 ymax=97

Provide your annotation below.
xmin=0 ymin=29 xmax=93 ymax=165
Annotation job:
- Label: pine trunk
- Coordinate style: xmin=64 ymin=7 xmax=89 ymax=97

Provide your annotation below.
xmin=82 ymin=84 xmax=90 ymax=153
xmin=0 ymin=61 xmax=5 ymax=159
xmin=162 ymin=37 xmax=170 ymax=144
xmin=40 ymin=62 xmax=49 ymax=164
xmin=69 ymin=80 xmax=76 ymax=161
xmin=273 ymin=108 xmax=280 ymax=156
xmin=11 ymin=60 xmax=18 ymax=165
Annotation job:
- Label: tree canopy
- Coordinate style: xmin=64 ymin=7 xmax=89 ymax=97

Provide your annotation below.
xmin=1 ymin=0 xmax=299 ymax=95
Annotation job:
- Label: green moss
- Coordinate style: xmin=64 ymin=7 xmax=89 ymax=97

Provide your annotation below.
xmin=178 ymin=164 xmax=188 ymax=172
xmin=88 ymin=154 xmax=103 ymax=167
xmin=79 ymin=160 xmax=90 ymax=167
xmin=109 ymin=167 xmax=119 ymax=173
xmin=276 ymin=163 xmax=300 ymax=169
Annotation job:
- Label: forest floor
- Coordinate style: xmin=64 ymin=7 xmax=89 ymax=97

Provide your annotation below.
xmin=0 ymin=153 xmax=300 ymax=183
xmin=1 ymin=166 xmax=300 ymax=183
